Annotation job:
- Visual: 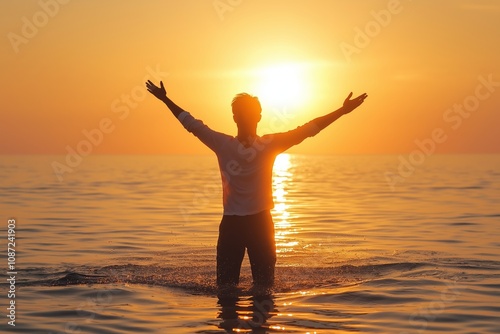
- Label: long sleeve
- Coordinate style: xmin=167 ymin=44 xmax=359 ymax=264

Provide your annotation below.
xmin=177 ymin=111 xmax=231 ymax=152
xmin=266 ymin=120 xmax=321 ymax=153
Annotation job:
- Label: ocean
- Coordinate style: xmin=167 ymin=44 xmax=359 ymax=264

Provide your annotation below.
xmin=0 ymin=154 xmax=499 ymax=333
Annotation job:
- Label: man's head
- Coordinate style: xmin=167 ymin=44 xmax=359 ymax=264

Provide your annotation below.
xmin=231 ymin=93 xmax=262 ymax=128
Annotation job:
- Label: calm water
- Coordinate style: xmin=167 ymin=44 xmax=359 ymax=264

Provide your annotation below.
xmin=0 ymin=154 xmax=499 ymax=333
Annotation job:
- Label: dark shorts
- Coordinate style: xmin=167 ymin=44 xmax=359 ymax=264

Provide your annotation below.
xmin=216 ymin=210 xmax=276 ymax=287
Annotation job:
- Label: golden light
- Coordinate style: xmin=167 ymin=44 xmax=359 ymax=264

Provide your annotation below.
xmin=252 ymin=62 xmax=311 ymax=108
xmin=273 ymin=153 xmax=292 ymax=219
xmin=273 ymin=153 xmax=292 ymax=177
xmin=273 ymin=154 xmax=299 ymax=254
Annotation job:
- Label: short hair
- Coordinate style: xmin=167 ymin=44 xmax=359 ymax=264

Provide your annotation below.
xmin=231 ymin=93 xmax=261 ymax=115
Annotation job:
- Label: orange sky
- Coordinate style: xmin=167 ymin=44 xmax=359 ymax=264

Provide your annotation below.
xmin=1 ymin=0 xmax=499 ymax=155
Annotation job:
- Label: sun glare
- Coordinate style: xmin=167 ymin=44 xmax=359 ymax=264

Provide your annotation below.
xmin=252 ymin=62 xmax=311 ymax=108
xmin=272 ymin=153 xmax=298 ymax=254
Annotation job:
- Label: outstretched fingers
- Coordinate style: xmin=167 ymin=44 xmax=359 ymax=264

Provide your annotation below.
xmin=343 ymin=92 xmax=367 ymax=108
xmin=342 ymin=92 xmax=368 ymax=114
xmin=356 ymin=93 xmax=368 ymax=102
xmin=146 ymin=80 xmax=154 ymax=90
xmin=146 ymin=80 xmax=160 ymax=94
xmin=145 ymin=80 xmax=167 ymax=99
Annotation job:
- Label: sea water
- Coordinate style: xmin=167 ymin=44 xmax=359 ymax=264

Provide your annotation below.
xmin=0 ymin=154 xmax=499 ymax=333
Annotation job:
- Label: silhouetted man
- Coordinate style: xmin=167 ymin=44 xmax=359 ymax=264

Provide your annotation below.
xmin=146 ymin=80 xmax=367 ymax=290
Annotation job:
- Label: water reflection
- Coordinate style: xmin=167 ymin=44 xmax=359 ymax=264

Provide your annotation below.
xmin=217 ymin=293 xmax=277 ymax=333
xmin=272 ymin=154 xmax=299 ymax=253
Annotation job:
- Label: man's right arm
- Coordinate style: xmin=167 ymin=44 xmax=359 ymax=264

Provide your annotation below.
xmin=309 ymin=92 xmax=367 ymax=131
xmin=270 ymin=92 xmax=367 ymax=152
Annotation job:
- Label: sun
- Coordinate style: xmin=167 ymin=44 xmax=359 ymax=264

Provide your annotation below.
xmin=252 ymin=62 xmax=311 ymax=108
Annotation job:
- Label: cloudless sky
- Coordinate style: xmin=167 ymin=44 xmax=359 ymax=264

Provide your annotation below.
xmin=1 ymin=0 xmax=499 ymax=155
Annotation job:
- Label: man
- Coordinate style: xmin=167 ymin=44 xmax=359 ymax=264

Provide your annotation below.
xmin=146 ymin=80 xmax=367 ymax=289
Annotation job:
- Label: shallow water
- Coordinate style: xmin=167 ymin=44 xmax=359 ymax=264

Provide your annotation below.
xmin=1 ymin=154 xmax=499 ymax=333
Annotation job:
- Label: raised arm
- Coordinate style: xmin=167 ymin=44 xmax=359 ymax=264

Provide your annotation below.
xmin=266 ymin=92 xmax=368 ymax=152
xmin=145 ymin=80 xmax=185 ymax=118
xmin=312 ymin=92 xmax=368 ymax=131
xmin=145 ymin=80 xmax=230 ymax=152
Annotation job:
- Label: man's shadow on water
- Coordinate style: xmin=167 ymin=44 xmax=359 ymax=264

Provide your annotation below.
xmin=217 ymin=291 xmax=276 ymax=333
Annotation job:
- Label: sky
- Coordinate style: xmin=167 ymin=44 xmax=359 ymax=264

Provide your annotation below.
xmin=1 ymin=0 xmax=499 ymax=155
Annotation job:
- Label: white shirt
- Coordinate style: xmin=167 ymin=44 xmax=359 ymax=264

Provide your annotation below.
xmin=178 ymin=111 xmax=320 ymax=216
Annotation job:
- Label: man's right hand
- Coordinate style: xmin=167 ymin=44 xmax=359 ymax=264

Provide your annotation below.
xmin=146 ymin=80 xmax=167 ymax=100
xmin=342 ymin=92 xmax=368 ymax=115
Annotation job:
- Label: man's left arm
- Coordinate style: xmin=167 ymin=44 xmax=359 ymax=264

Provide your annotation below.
xmin=146 ymin=80 xmax=185 ymax=118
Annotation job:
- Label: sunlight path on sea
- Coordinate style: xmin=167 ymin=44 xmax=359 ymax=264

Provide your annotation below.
xmin=273 ymin=154 xmax=300 ymax=257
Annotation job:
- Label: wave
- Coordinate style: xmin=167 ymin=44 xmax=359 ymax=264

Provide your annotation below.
xmin=0 ymin=262 xmax=439 ymax=292
xmin=5 ymin=257 xmax=499 ymax=296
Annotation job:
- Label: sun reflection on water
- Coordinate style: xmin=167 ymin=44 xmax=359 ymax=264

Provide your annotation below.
xmin=272 ymin=154 xmax=299 ymax=254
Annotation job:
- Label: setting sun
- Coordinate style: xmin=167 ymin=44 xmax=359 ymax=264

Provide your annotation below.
xmin=252 ymin=62 xmax=311 ymax=108
xmin=2 ymin=1 xmax=500 ymax=333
